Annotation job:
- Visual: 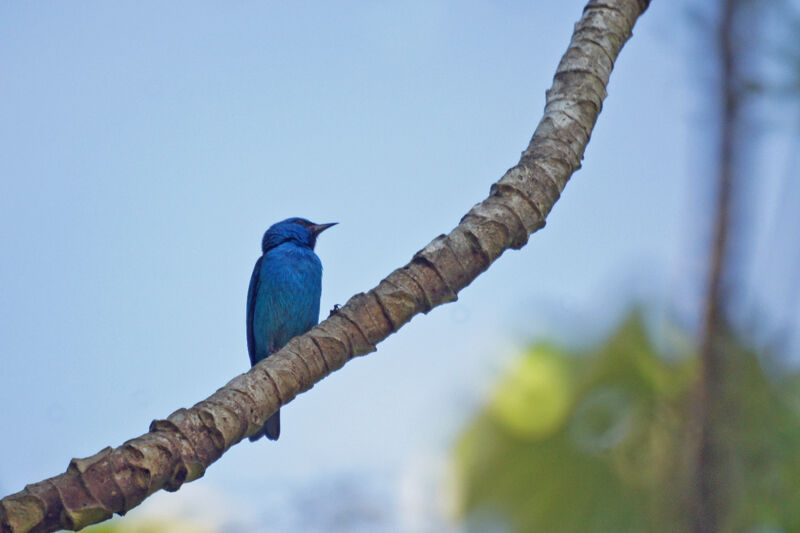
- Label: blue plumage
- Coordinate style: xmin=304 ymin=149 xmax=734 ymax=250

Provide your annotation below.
xmin=247 ymin=217 xmax=336 ymax=441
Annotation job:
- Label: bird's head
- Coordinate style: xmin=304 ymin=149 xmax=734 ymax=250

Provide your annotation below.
xmin=261 ymin=217 xmax=337 ymax=253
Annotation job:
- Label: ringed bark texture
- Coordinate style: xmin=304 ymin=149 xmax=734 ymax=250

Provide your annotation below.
xmin=0 ymin=1 xmax=650 ymax=531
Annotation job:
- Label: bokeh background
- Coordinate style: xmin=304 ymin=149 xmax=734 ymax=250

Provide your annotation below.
xmin=1 ymin=1 xmax=799 ymax=531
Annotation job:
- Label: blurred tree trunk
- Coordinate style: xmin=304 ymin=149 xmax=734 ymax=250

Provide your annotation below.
xmin=691 ymin=0 xmax=741 ymax=531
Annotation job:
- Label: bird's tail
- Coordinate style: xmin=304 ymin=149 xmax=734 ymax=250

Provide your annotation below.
xmin=249 ymin=409 xmax=280 ymax=442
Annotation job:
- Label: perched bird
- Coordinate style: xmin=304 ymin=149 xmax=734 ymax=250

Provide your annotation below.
xmin=247 ymin=217 xmax=336 ymax=441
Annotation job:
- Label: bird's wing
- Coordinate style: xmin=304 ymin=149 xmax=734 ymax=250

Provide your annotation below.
xmin=246 ymin=255 xmax=263 ymax=366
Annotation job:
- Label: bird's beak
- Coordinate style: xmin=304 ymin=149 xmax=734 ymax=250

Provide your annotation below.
xmin=311 ymin=222 xmax=337 ymax=236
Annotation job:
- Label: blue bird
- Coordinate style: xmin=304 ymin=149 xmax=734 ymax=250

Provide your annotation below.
xmin=247 ymin=217 xmax=336 ymax=441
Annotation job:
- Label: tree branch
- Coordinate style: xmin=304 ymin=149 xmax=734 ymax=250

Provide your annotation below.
xmin=0 ymin=1 xmax=651 ymax=531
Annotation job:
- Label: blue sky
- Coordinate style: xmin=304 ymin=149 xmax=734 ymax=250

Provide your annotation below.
xmin=1 ymin=1 xmax=797 ymax=530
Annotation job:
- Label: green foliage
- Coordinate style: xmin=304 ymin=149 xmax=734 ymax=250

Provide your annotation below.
xmin=454 ymin=311 xmax=800 ymax=532
xmin=84 ymin=517 xmax=212 ymax=533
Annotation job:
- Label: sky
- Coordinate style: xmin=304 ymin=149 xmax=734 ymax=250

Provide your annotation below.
xmin=1 ymin=1 xmax=798 ymax=531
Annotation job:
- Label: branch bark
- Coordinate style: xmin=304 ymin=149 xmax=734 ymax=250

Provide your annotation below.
xmin=0 ymin=1 xmax=651 ymax=531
